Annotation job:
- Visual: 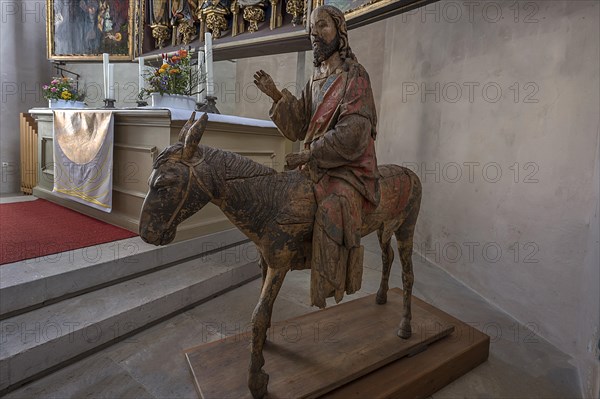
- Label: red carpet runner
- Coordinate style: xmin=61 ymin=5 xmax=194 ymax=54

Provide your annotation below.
xmin=0 ymin=199 xmax=137 ymax=265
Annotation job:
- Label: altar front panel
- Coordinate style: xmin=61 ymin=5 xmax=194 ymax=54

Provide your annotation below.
xmin=31 ymin=109 xmax=286 ymax=242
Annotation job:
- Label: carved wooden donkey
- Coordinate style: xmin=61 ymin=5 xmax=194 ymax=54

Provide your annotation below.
xmin=139 ymin=113 xmax=422 ymax=398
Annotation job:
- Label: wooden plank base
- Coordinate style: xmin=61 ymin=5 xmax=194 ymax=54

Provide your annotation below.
xmin=185 ymin=288 xmax=471 ymax=399
xmin=323 ymin=288 xmax=490 ymax=399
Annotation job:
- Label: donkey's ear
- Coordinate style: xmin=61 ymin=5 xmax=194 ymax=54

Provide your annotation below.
xmin=178 ymin=111 xmax=197 ymax=143
xmin=182 ymin=113 xmax=208 ymax=160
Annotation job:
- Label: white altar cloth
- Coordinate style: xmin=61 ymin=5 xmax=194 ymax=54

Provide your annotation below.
xmin=143 ymin=107 xmax=276 ymax=128
xmin=52 ymin=110 xmax=115 ymax=212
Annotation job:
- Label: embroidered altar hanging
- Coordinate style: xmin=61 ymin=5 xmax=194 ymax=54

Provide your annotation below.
xmin=52 ymin=111 xmax=114 ymax=212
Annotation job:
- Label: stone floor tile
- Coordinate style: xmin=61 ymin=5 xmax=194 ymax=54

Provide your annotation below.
xmin=4 ymin=355 xmax=155 ymax=399
xmin=5 ymin=233 xmax=582 ymax=399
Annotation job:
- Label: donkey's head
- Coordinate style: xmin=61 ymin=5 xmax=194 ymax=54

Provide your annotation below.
xmin=139 ymin=112 xmax=212 ymax=245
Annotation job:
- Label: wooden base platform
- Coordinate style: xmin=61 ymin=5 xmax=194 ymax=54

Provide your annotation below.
xmin=185 ymin=288 xmax=488 ymax=398
xmin=323 ymin=288 xmax=490 ymax=398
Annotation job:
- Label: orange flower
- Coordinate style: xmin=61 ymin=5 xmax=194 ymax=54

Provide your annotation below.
xmin=171 ymin=56 xmax=180 ymax=63
xmin=178 ymin=49 xmax=188 ymax=58
xmin=169 ymin=69 xmax=180 ymax=74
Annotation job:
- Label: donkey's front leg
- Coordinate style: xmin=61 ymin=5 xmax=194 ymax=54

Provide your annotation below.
xmin=248 ymin=266 xmax=287 ymax=399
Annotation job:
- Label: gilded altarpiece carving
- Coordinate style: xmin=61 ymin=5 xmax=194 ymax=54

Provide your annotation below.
xmin=46 ymin=0 xmax=435 ymax=60
xmin=136 ymin=0 xmax=435 ymax=60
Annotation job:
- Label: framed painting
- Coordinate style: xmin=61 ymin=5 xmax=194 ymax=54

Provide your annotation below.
xmin=46 ymin=0 xmax=135 ymax=61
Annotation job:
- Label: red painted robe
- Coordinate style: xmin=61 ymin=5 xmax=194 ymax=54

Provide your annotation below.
xmin=270 ymin=59 xmax=380 ymax=306
xmin=270 ymin=60 xmax=380 ymax=206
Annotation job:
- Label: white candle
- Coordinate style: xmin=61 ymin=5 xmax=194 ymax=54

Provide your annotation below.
xmin=204 ymin=33 xmax=214 ymax=97
xmin=197 ymin=50 xmax=205 ymax=103
xmin=102 ymin=53 xmax=109 ymax=99
xmin=108 ymin=64 xmax=115 ymax=100
xmin=138 ymin=57 xmax=144 ymax=94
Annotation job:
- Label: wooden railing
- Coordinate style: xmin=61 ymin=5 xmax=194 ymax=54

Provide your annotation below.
xmin=19 ymin=113 xmax=38 ymax=195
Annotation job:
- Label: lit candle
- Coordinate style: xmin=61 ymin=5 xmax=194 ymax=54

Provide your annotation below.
xmin=197 ymin=50 xmax=205 ymax=103
xmin=204 ymin=32 xmax=214 ymax=97
xmin=102 ymin=53 xmax=109 ymax=99
xmin=138 ymin=57 xmax=144 ymax=94
xmin=108 ymin=64 xmax=115 ymax=100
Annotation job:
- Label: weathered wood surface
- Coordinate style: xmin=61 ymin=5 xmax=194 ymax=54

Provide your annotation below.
xmin=185 ymin=289 xmax=456 ymax=399
xmin=139 ymin=111 xmax=422 ymax=398
xmin=142 ymin=7 xmax=424 ymax=396
xmin=323 ymin=288 xmax=490 ymax=399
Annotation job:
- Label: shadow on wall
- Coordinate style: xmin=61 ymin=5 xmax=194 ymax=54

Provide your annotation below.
xmin=373 ymin=1 xmax=600 ymax=397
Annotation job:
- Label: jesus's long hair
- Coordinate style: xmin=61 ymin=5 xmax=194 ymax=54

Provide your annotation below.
xmin=318 ymin=5 xmax=357 ymax=67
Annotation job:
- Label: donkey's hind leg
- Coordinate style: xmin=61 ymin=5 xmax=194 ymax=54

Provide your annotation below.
xmin=376 ymin=229 xmax=395 ymax=305
xmin=259 ymin=253 xmax=268 ymax=290
xmin=394 ymin=209 xmax=419 ymax=339
xmin=258 ymin=254 xmax=271 ymax=331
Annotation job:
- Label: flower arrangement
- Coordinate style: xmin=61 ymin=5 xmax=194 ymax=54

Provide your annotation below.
xmin=140 ymin=49 xmax=202 ymax=99
xmin=42 ymin=77 xmax=84 ymax=101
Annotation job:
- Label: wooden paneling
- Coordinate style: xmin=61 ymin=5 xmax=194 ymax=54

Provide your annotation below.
xmin=19 ymin=113 xmax=39 ymax=195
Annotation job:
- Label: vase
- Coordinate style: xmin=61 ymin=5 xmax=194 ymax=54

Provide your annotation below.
xmin=48 ymin=99 xmax=86 ymax=109
xmin=150 ymin=93 xmax=196 ymax=111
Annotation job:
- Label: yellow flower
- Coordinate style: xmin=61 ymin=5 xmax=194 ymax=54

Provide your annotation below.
xmin=61 ymin=91 xmax=72 ymax=100
xmin=115 ymin=32 xmax=122 ymax=42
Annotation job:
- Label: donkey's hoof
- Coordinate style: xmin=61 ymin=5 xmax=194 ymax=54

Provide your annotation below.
xmin=397 ymin=327 xmax=412 ymax=339
xmin=398 ymin=319 xmax=412 ymax=339
xmin=375 ymin=290 xmax=387 ymax=305
xmin=249 ymin=370 xmax=269 ymax=399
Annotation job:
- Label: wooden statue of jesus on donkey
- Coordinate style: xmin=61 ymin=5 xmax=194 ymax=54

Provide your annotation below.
xmin=139 ymin=5 xmax=422 ymax=398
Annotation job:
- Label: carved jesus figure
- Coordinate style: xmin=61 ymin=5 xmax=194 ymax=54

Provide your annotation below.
xmin=254 ymin=5 xmax=380 ymax=308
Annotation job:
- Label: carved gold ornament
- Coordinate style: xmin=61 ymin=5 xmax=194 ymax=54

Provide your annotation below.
xmin=243 ymin=5 xmax=265 ymax=33
xmin=205 ymin=11 xmax=228 ymax=38
xmin=178 ymin=20 xmax=197 ymax=44
xmin=199 ymin=0 xmax=231 ymax=39
xmin=151 ymin=23 xmax=171 ymax=48
xmin=269 ymin=0 xmax=283 ymax=30
xmin=286 ymin=0 xmax=304 ymax=26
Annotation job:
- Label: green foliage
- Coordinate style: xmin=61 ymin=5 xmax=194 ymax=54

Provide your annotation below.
xmin=140 ymin=49 xmax=204 ymax=99
xmin=42 ymin=77 xmax=84 ymax=101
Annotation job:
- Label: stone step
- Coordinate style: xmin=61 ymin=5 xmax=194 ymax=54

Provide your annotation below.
xmin=0 ymin=241 xmax=260 ymax=392
xmin=0 ymin=229 xmax=247 ymax=318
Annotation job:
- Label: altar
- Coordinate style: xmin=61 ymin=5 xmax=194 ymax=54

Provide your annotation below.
xmin=29 ymin=108 xmax=288 ymax=241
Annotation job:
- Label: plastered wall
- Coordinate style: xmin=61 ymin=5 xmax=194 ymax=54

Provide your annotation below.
xmin=0 ymin=0 xmax=51 ymax=194
xmin=371 ymin=1 xmax=599 ymax=396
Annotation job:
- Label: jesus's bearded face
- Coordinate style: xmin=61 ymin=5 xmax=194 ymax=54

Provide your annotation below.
xmin=310 ymin=9 xmax=340 ymax=67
